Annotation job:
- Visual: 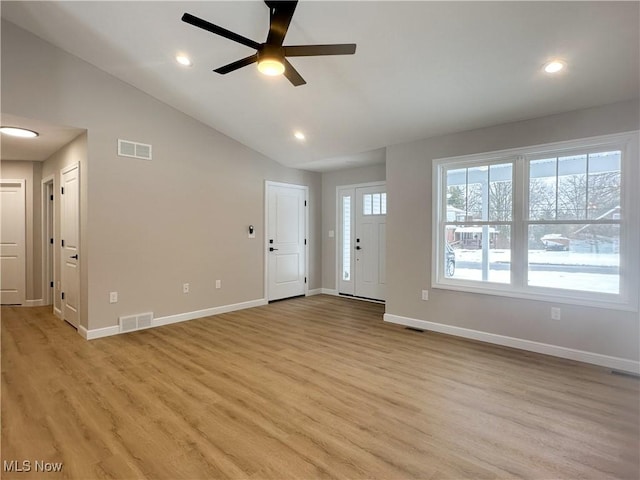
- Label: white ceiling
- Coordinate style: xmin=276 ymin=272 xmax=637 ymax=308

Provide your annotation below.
xmin=2 ymin=1 xmax=638 ymax=171
xmin=0 ymin=114 xmax=85 ymax=162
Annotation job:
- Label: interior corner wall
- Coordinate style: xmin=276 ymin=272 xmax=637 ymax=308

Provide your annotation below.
xmin=0 ymin=160 xmax=42 ymax=301
xmin=2 ymin=20 xmax=321 ymax=331
xmin=321 ymin=163 xmax=386 ymax=290
xmin=42 ymin=133 xmax=88 ymax=321
xmin=386 ymin=98 xmax=640 ymax=362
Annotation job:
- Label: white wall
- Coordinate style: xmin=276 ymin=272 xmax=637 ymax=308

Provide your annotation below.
xmin=321 ymin=163 xmax=386 ymax=290
xmin=2 ymin=20 xmax=321 ymax=331
xmin=386 ymin=99 xmax=640 ymax=364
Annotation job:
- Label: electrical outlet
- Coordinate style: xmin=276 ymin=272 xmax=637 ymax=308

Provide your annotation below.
xmin=183 ymin=283 xmax=190 ymax=294
xmin=551 ymin=307 xmax=561 ymax=320
xmin=109 ymin=291 xmax=118 ymax=304
xmin=421 ymin=290 xmax=429 ymax=301
xmin=215 ymin=280 xmax=221 ymax=289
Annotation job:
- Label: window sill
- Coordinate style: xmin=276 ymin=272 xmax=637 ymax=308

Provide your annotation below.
xmin=432 ymin=279 xmax=638 ymax=312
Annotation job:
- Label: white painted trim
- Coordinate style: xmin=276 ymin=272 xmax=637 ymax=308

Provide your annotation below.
xmin=80 ymin=298 xmax=267 ymax=340
xmin=24 ymin=299 xmax=45 ymax=307
xmin=41 ymin=175 xmax=55 ymax=307
xmin=83 ymin=325 xmax=119 ymax=340
xmin=384 ymin=313 xmax=640 ymax=374
xmin=53 ymin=306 xmax=62 ymax=319
xmin=153 ymin=298 xmax=266 ymax=327
xmin=321 ymin=288 xmax=338 ymax=295
xmin=307 ymin=288 xmax=323 ymax=296
xmin=78 ymin=325 xmax=88 ymax=339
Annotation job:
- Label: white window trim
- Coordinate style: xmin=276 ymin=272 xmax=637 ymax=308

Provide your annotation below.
xmin=432 ymin=131 xmax=639 ymax=311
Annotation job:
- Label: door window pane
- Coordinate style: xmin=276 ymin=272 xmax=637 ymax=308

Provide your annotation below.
xmin=342 ymin=196 xmax=351 ymax=280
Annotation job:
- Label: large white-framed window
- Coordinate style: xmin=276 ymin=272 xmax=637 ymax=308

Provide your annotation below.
xmin=432 ymin=132 xmax=639 ymax=310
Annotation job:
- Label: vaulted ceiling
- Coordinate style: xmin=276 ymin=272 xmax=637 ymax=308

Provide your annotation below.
xmin=2 ymin=1 xmax=638 ymax=171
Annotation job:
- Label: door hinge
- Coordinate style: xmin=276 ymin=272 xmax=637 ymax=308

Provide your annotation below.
xmin=50 ymin=238 xmax=54 ymax=244
xmin=61 ymin=292 xmax=65 ymax=300
xmin=50 ymin=194 xmax=54 ymax=201
xmin=61 ymin=239 xmax=65 ymax=247
xmin=50 ymin=281 xmax=54 ymax=288
xmin=304 ymin=200 xmax=307 ymax=206
xmin=304 ymin=239 xmax=307 ymax=245
xmin=61 ymin=187 xmax=64 ymax=195
xmin=304 ymin=277 xmax=307 ymax=284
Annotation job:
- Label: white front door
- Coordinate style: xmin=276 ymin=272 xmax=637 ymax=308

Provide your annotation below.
xmin=267 ymin=182 xmax=307 ymax=301
xmin=0 ymin=180 xmax=26 ymax=305
xmin=61 ymin=164 xmax=80 ymax=328
xmin=338 ymin=183 xmax=386 ymax=301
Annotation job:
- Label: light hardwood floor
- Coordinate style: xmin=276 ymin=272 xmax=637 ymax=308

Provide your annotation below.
xmin=2 ymin=295 xmax=639 ymax=479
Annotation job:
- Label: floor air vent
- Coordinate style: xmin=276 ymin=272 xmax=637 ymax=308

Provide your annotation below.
xmin=119 ymin=312 xmax=154 ymax=333
xmin=118 ymin=139 xmax=152 ymax=160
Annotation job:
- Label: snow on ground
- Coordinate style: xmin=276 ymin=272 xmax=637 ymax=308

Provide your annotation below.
xmin=451 ymin=249 xmax=619 ymax=294
xmin=455 ymin=249 xmax=619 ymax=266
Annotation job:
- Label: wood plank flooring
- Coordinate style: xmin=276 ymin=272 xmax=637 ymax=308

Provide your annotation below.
xmin=2 ymin=295 xmax=638 ymax=479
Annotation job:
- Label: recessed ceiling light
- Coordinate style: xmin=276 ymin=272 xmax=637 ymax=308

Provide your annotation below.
xmin=544 ymin=60 xmax=565 ymax=74
xmin=0 ymin=126 xmax=39 ymax=138
xmin=176 ymin=54 xmax=192 ymax=67
xmin=294 ymin=131 xmax=305 ymax=141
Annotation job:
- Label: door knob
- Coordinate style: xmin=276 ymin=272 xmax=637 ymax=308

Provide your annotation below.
xmin=70 ymin=254 xmax=79 ymax=259
xmin=269 ymin=247 xmax=279 ymax=252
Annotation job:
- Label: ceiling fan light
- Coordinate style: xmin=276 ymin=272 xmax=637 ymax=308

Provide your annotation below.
xmin=257 ymin=58 xmax=285 ymax=76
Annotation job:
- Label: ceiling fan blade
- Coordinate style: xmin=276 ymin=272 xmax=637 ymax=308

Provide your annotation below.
xmin=265 ymin=1 xmax=298 ymax=46
xmin=214 ymin=54 xmax=258 ymax=75
xmin=284 ymin=44 xmax=357 ymax=57
xmin=182 ymin=13 xmax=260 ymax=50
xmin=283 ymin=59 xmax=306 ymax=86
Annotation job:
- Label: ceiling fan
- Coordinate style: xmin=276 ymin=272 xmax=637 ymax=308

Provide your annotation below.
xmin=182 ymin=1 xmax=356 ymax=86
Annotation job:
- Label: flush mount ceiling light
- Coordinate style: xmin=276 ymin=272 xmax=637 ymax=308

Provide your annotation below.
xmin=294 ymin=131 xmax=305 ymax=140
xmin=544 ymin=60 xmax=565 ymax=74
xmin=0 ymin=126 xmax=39 ymax=138
xmin=176 ymin=54 xmax=192 ymax=67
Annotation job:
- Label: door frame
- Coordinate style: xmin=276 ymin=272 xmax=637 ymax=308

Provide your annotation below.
xmin=336 ymin=181 xmax=386 ymax=298
xmin=264 ymin=181 xmax=309 ymax=301
xmin=0 ymin=179 xmax=26 ymax=306
xmin=41 ymin=175 xmax=55 ymax=306
xmin=60 ymin=162 xmax=80 ymax=328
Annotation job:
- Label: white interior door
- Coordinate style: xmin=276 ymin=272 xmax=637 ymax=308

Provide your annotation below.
xmin=267 ymin=182 xmax=307 ymax=301
xmin=0 ymin=180 xmax=26 ymax=305
xmin=61 ymin=164 xmax=80 ymax=328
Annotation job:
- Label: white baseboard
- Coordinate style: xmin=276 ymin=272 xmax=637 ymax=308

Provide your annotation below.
xmin=153 ymin=298 xmax=266 ymax=328
xmin=384 ymin=313 xmax=640 ymax=374
xmin=81 ymin=325 xmax=120 ymax=340
xmin=24 ymin=299 xmax=45 ymax=307
xmin=321 ymin=288 xmax=338 ymax=295
xmin=81 ymin=298 xmax=267 ymax=340
xmin=307 ymin=288 xmax=323 ymax=296
xmin=53 ymin=307 xmax=62 ymax=319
